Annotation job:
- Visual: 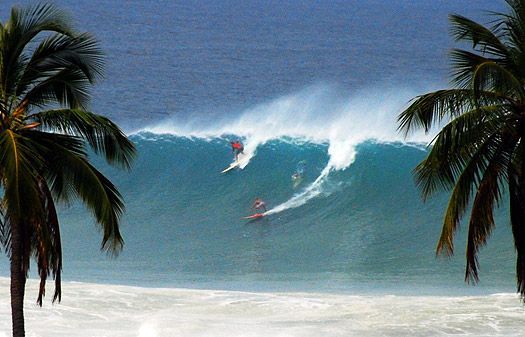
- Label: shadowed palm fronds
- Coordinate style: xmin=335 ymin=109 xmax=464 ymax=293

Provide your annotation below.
xmin=398 ymin=0 xmax=525 ymax=301
xmin=0 ymin=3 xmax=136 ymax=337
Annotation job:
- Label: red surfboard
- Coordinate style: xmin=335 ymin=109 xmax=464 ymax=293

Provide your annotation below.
xmin=241 ymin=213 xmax=265 ymax=220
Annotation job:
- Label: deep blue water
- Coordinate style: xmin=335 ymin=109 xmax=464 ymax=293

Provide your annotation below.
xmin=0 ymin=1 xmax=517 ymax=294
xmin=0 ymin=0 xmax=506 ymax=129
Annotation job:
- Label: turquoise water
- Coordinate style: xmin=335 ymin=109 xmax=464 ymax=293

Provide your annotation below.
xmin=43 ymin=135 xmax=515 ymax=295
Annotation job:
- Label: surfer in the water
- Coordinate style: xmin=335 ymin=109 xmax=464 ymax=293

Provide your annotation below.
xmin=252 ymin=197 xmax=267 ymax=213
xmin=231 ymin=140 xmax=244 ymax=161
xmin=293 ymin=160 xmax=306 ymax=179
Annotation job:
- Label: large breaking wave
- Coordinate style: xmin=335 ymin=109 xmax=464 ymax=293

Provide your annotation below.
xmin=136 ymin=84 xmax=433 ymax=215
xmin=0 ymin=85 xmax=515 ymax=293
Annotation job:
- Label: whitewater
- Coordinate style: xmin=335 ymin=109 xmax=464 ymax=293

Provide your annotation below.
xmin=0 ymin=278 xmax=523 ymax=337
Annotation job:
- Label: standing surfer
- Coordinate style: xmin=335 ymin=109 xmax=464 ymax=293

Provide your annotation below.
xmin=292 ymin=160 xmax=306 ymax=187
xmin=252 ymin=197 xmax=267 ymax=213
xmin=294 ymin=160 xmax=306 ymax=177
xmin=231 ymin=140 xmax=244 ymax=161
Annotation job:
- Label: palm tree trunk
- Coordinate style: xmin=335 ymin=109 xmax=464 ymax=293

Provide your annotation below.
xmin=10 ymin=221 xmax=26 ymax=337
xmin=509 ymin=151 xmax=525 ymax=300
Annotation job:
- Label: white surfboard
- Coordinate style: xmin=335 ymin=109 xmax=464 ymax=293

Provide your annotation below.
xmin=221 ymin=160 xmax=240 ymax=173
xmin=221 ymin=153 xmax=250 ymax=173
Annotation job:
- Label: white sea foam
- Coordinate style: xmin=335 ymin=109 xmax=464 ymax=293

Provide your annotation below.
xmin=0 ymin=278 xmax=523 ymax=337
xmin=265 ymin=165 xmax=331 ymax=215
xmin=138 ymin=84 xmax=436 ymax=214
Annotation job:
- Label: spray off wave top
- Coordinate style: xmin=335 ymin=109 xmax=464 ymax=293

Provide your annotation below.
xmin=138 ymin=84 xmax=433 ymax=171
xmin=135 ymin=84 xmax=434 ymax=214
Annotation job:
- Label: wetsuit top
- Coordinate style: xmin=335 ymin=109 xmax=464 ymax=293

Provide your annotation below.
xmin=232 ymin=142 xmax=243 ymax=149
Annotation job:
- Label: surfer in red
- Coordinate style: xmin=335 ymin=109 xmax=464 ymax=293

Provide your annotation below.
xmin=252 ymin=197 xmax=267 ymax=213
xmin=231 ymin=140 xmax=244 ymax=161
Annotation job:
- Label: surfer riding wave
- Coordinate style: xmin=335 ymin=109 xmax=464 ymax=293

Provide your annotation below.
xmin=252 ymin=197 xmax=267 ymax=213
xmin=231 ymin=140 xmax=244 ymax=161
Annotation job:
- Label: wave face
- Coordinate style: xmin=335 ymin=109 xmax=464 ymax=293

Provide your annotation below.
xmin=23 ymin=133 xmax=513 ymax=294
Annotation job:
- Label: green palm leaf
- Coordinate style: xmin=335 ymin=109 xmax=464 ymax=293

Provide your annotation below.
xmin=436 ymin=130 xmax=509 ymax=256
xmin=1 ymin=3 xmax=73 ymax=101
xmin=398 ymin=89 xmax=475 ymax=135
xmin=44 ymin=141 xmax=125 ymax=253
xmin=398 ymin=0 xmax=525 ymax=300
xmin=22 ymin=67 xmax=92 ymax=109
xmin=450 ymin=14 xmax=509 ymax=58
xmin=415 ymin=105 xmax=508 ymax=197
xmin=34 ymin=178 xmax=62 ymax=305
xmin=0 ymin=130 xmax=44 ymax=277
xmin=450 ymin=49 xmax=494 ymax=88
xmin=0 ymin=131 xmax=42 ymax=219
xmin=16 ymin=33 xmax=104 ymax=98
xmin=465 ymin=144 xmax=511 ymax=283
xmin=21 ymin=130 xmax=85 ymax=201
xmin=472 ymin=61 xmax=524 ymax=101
xmin=31 ymin=109 xmax=136 ymax=169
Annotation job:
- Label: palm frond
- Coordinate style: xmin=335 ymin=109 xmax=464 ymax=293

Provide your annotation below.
xmin=16 ymin=33 xmax=104 ymax=98
xmin=0 ymin=131 xmax=42 ymax=218
xmin=415 ymin=105 xmax=508 ymax=196
xmin=21 ymin=130 xmax=85 ymax=201
xmin=2 ymin=53 xmax=28 ymax=112
xmin=21 ymin=67 xmax=92 ymax=110
xmin=450 ymin=49 xmax=494 ymax=89
xmin=9 ymin=3 xmax=72 ymax=38
xmin=33 ymin=178 xmax=62 ymax=305
xmin=0 ymin=130 xmax=44 ymax=275
xmin=1 ymin=3 xmax=73 ymax=100
xmin=435 ymin=128 xmax=508 ymax=256
xmin=43 ymin=142 xmax=125 ymax=253
xmin=30 ymin=109 xmax=136 ymax=169
xmin=472 ymin=61 xmax=524 ymax=102
xmin=449 ymin=14 xmax=509 ymax=58
xmin=464 ymin=139 xmax=513 ymax=283
xmin=0 ymin=201 xmax=8 ymax=253
xmin=508 ymin=141 xmax=525 ymax=299
xmin=398 ymin=89 xmax=478 ymax=135
xmin=500 ymin=0 xmax=525 ymax=52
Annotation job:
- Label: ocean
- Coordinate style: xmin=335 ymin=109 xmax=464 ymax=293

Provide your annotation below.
xmin=1 ymin=0 xmax=524 ymax=336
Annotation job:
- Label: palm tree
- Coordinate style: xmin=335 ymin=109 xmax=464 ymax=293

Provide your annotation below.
xmin=0 ymin=3 xmax=136 ymax=336
xmin=398 ymin=0 xmax=525 ymax=300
